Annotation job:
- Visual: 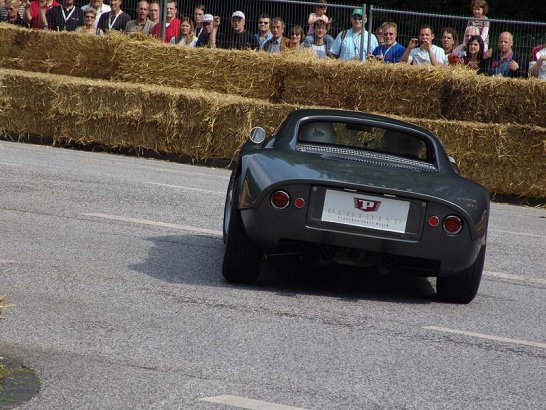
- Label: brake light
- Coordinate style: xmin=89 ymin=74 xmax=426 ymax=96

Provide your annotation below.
xmin=270 ymin=190 xmax=290 ymax=209
xmin=294 ymin=197 xmax=305 ymax=209
xmin=428 ymin=216 xmax=439 ymax=227
xmin=443 ymin=215 xmax=463 ymax=234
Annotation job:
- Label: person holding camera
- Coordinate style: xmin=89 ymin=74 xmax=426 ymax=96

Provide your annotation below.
xmin=400 ymin=25 xmax=447 ymax=66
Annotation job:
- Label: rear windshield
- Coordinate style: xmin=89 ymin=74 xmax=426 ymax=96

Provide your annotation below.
xmin=297 ymin=121 xmax=430 ymax=162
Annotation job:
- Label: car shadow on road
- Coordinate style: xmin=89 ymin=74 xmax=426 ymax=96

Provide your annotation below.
xmin=130 ymin=234 xmax=436 ymax=304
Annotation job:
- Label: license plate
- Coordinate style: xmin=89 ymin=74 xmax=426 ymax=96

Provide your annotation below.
xmin=321 ymin=190 xmax=410 ymax=233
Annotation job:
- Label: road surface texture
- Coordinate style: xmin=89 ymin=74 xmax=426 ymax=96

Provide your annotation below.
xmin=0 ymin=141 xmax=544 ymax=409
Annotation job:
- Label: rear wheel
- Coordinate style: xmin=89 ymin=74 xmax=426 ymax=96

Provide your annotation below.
xmin=222 ymin=177 xmax=262 ymax=284
xmin=436 ymin=246 xmax=485 ymax=304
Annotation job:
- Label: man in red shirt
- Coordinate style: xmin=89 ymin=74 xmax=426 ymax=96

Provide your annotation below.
xmin=151 ymin=0 xmax=179 ymax=43
xmin=22 ymin=0 xmax=60 ymax=29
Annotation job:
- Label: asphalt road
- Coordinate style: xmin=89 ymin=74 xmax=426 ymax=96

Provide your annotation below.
xmin=0 ymin=141 xmax=544 ymax=410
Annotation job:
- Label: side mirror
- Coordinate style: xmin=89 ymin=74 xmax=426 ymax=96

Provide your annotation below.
xmin=448 ymin=156 xmax=461 ymax=175
xmin=249 ymin=127 xmax=266 ymax=144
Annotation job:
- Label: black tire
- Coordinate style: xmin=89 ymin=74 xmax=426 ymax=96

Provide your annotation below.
xmin=436 ymin=246 xmax=486 ymax=304
xmin=222 ymin=177 xmax=262 ymax=284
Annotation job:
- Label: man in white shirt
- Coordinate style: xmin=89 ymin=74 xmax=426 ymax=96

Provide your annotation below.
xmin=330 ymin=8 xmax=378 ymax=61
xmin=401 ymin=25 xmax=447 ymax=66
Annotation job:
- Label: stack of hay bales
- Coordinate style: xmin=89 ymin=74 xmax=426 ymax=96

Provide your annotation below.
xmin=0 ymin=24 xmax=544 ymax=198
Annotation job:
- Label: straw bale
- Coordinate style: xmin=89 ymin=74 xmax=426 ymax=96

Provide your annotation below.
xmin=442 ymin=68 xmax=546 ymax=127
xmin=404 ymin=117 xmax=546 ymax=198
xmin=280 ymin=55 xmax=447 ymax=118
xmin=111 ymin=43 xmax=284 ymax=101
xmin=0 ymin=24 xmax=114 ymax=78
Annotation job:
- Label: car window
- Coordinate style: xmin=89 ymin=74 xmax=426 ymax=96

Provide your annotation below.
xmin=298 ymin=121 xmax=428 ymax=161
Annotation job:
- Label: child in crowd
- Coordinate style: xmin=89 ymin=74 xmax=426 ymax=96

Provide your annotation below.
xmin=305 ymin=0 xmax=333 ymax=47
xmin=467 ymin=0 xmax=489 ymax=48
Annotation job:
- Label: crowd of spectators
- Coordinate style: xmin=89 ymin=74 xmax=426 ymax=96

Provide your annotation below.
xmin=0 ymin=0 xmax=544 ymax=79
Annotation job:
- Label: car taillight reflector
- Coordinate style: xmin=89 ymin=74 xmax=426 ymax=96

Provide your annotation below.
xmin=270 ymin=190 xmax=290 ymax=210
xmin=294 ymin=197 xmax=305 ymax=209
xmin=443 ymin=215 xmax=463 ymax=235
xmin=428 ymin=216 xmax=439 ymax=227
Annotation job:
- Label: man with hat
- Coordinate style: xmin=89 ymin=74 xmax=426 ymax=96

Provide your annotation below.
xmin=195 ymin=13 xmax=219 ymax=48
xmin=331 ymin=8 xmax=378 ymax=61
xmin=220 ymin=10 xmax=254 ymax=49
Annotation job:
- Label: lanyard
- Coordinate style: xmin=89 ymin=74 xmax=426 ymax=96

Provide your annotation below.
xmin=108 ymin=11 xmax=121 ymax=31
xmin=61 ymin=6 xmax=75 ymax=22
xmin=492 ymin=51 xmax=513 ymax=69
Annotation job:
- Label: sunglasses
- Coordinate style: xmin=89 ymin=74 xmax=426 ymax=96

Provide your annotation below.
xmin=232 ymin=16 xmax=243 ymax=21
xmin=352 ymin=15 xmax=363 ymax=20
xmin=202 ymin=21 xmax=212 ymax=25
xmin=258 ymin=21 xmax=269 ymax=25
xmin=85 ymin=15 xmax=95 ymax=18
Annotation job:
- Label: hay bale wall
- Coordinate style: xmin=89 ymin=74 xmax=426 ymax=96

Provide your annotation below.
xmin=0 ymin=68 xmax=297 ymax=160
xmin=1 ymin=25 xmax=545 ymax=127
xmin=1 ymin=68 xmax=544 ymax=198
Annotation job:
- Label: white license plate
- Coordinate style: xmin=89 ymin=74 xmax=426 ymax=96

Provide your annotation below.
xmin=321 ymin=190 xmax=410 ymax=233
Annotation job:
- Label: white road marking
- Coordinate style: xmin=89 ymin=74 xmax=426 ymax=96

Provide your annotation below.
xmin=424 ymin=326 xmax=546 ymax=349
xmin=200 ymin=395 xmax=308 ymax=410
xmin=147 ymin=182 xmax=224 ymax=195
xmin=80 ymin=213 xmax=222 ymax=236
xmin=489 ymin=228 xmax=544 ymax=239
xmin=483 ymin=270 xmax=546 ymax=285
xmin=0 ymin=259 xmax=17 ymax=264
xmin=0 ymin=161 xmax=25 ymax=167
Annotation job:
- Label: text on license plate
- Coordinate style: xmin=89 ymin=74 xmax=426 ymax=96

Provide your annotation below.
xmin=321 ymin=190 xmax=410 ymax=233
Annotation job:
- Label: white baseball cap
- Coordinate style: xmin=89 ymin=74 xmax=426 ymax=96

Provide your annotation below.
xmin=231 ymin=11 xmax=245 ymax=19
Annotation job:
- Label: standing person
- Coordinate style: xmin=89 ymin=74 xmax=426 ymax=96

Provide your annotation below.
xmin=441 ymin=27 xmax=458 ymax=55
xmin=150 ymin=0 xmax=179 ymax=42
xmin=43 ymin=0 xmax=83 ymax=31
xmin=467 ymin=0 xmax=489 ymax=48
xmin=302 ymin=19 xmax=332 ymax=58
xmin=528 ymin=43 xmax=546 ymax=79
xmin=97 ymin=0 xmax=129 ymax=32
xmin=371 ymin=22 xmax=405 ymax=63
xmin=4 ymin=0 xmax=28 ymax=26
xmin=81 ymin=0 xmax=109 ymax=29
xmin=193 ymin=3 xmax=205 ymax=37
xmin=448 ymin=25 xmax=481 ymax=64
xmin=287 ymin=25 xmax=304 ymax=48
xmin=263 ymin=17 xmax=289 ymax=53
xmin=462 ymin=34 xmax=486 ymax=73
xmin=220 ymin=10 xmax=254 ymax=50
xmin=22 ymin=0 xmax=60 ymax=29
xmin=375 ymin=26 xmax=384 ymax=46
xmin=170 ymin=16 xmax=196 ymax=47
xmin=124 ymin=0 xmax=154 ymax=34
xmin=195 ymin=14 xmax=218 ymax=48
xmin=483 ymin=31 xmax=527 ymax=77
xmin=400 ymin=24 xmax=447 ymax=66
xmin=306 ymin=0 xmax=330 ymax=36
xmin=330 ymin=8 xmax=378 ymax=61
xmin=254 ymin=13 xmax=272 ymax=50
xmin=147 ymin=0 xmax=158 ymax=25
xmin=75 ymin=7 xmax=103 ymax=34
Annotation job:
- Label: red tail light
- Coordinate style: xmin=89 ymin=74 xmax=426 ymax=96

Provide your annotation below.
xmin=443 ymin=215 xmax=463 ymax=234
xmin=270 ymin=190 xmax=290 ymax=209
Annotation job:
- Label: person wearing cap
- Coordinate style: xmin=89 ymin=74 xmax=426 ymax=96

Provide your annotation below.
xmin=263 ymin=17 xmax=289 ymax=53
xmin=150 ymin=0 xmax=179 ymax=42
xmin=330 ymin=8 xmax=378 ymax=61
xmin=220 ymin=10 xmax=254 ymax=50
xmin=400 ymin=25 xmax=447 ymax=66
xmin=195 ymin=13 xmax=219 ymax=48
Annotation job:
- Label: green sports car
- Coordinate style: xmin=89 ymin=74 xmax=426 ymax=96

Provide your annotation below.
xmin=222 ymin=109 xmax=490 ymax=304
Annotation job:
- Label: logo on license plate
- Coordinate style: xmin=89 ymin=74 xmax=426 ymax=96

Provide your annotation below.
xmin=354 ymin=198 xmax=381 ymax=212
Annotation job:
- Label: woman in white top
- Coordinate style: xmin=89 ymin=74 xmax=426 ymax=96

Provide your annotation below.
xmin=170 ymin=17 xmax=197 ymax=47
